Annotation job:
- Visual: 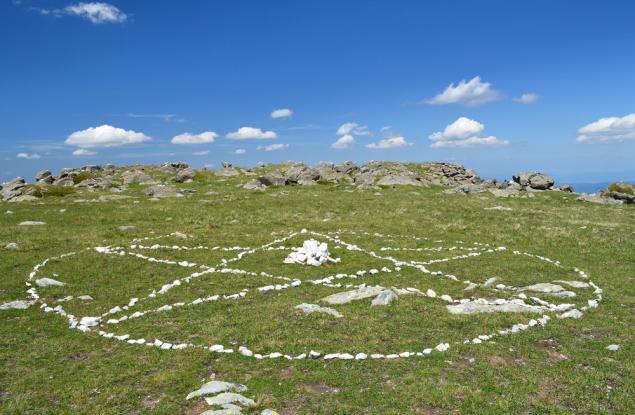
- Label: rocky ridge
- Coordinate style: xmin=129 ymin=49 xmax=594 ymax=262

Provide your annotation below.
xmin=1 ymin=161 xmax=632 ymax=205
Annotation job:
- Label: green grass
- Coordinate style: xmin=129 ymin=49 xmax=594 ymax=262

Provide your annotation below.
xmin=607 ymin=182 xmax=634 ymax=195
xmin=1 ymin=170 xmax=634 ymax=414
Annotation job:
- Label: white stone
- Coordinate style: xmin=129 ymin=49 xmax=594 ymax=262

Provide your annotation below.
xmin=0 ymin=300 xmax=33 ymax=310
xmin=35 ymin=278 xmax=65 ymax=287
xmin=205 ymin=392 xmax=255 ymax=407
xmin=18 ymin=221 xmax=46 ymax=226
xmin=186 ymin=381 xmax=247 ymax=400
xmin=320 ymin=285 xmax=385 ymax=305
xmin=295 ymin=303 xmax=342 ymax=318
xmin=606 ymin=344 xmax=620 ymax=352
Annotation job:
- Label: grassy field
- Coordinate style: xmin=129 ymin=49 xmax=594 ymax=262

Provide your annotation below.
xmin=1 ymin=169 xmax=634 ymax=414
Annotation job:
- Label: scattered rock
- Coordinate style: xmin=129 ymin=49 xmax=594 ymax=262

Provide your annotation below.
xmin=204 ymin=392 xmax=255 ymax=407
xmin=484 ymin=206 xmax=512 ymax=211
xmin=295 ymin=303 xmax=343 ymax=318
xmin=215 ymin=168 xmax=240 ymax=177
xmin=5 ymin=242 xmax=18 ymax=249
xmin=577 ymin=194 xmax=622 ymax=205
xmin=144 ymin=185 xmax=184 ymax=198
xmin=259 ymin=173 xmax=287 ymax=187
xmin=606 ymin=344 xmax=620 ymax=351
xmin=377 ymin=174 xmax=423 ymax=187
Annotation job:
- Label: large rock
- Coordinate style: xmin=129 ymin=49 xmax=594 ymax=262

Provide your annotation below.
xmin=35 ymin=170 xmax=52 ymax=182
xmin=320 ymin=286 xmax=386 ymax=305
xmin=376 ymin=174 xmax=423 ymax=187
xmin=144 ymin=185 xmax=184 ymax=198
xmin=1 ymin=178 xmax=26 ymax=201
xmin=243 ymin=180 xmax=266 ymax=190
xmin=512 ymin=172 xmax=555 ymax=190
xmin=577 ymin=194 xmax=622 ymax=205
xmin=215 ymin=168 xmax=239 ymax=177
xmin=159 ymin=162 xmax=189 ymax=173
xmin=122 ymin=170 xmax=156 ymax=185
xmin=602 ymin=182 xmax=635 ymax=204
xmin=259 ymin=173 xmax=287 ymax=187
xmin=52 ymin=176 xmax=75 ymax=187
xmin=283 ymin=164 xmax=319 ymax=185
xmin=174 ymin=168 xmax=197 ymax=183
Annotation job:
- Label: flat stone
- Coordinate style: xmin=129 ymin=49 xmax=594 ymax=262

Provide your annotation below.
xmin=557 ymin=309 xmax=583 ymax=319
xmin=78 ymin=295 xmax=93 ymax=301
xmin=5 ymin=242 xmax=18 ymax=249
xmin=18 ymin=221 xmax=46 ymax=226
xmin=371 ymin=290 xmax=398 ymax=306
xmin=186 ymin=381 xmax=247 ymax=400
xmin=606 ymin=344 xmax=620 ymax=351
xmin=295 ymin=303 xmax=342 ymax=318
xmin=320 ymin=286 xmax=385 ymax=305
xmin=446 ymin=301 xmax=544 ymax=314
xmin=0 ymin=300 xmax=34 ymax=310
xmin=204 ymin=392 xmax=255 ymax=407
xmin=520 ymin=283 xmax=565 ymax=293
xmin=35 ymin=277 xmax=65 ymax=287
xmin=483 ymin=206 xmax=512 ymax=211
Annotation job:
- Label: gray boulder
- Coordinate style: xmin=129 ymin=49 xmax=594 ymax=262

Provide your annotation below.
xmin=577 ymin=194 xmax=623 ymax=205
xmin=215 ymin=168 xmax=239 ymax=177
xmin=122 ymin=170 xmax=156 ymax=185
xmin=602 ymin=182 xmax=635 ymax=204
xmin=512 ymin=172 xmax=555 ymax=190
xmin=243 ymin=180 xmax=266 ymax=190
xmin=259 ymin=173 xmax=287 ymax=187
xmin=52 ymin=176 xmax=75 ymax=187
xmin=175 ymin=168 xmax=197 ymax=183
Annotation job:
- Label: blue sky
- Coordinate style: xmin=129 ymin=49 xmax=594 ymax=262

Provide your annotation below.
xmin=1 ymin=0 xmax=634 ymax=183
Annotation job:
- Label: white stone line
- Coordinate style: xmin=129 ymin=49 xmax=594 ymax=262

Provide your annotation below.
xmin=23 ymin=229 xmax=603 ymax=362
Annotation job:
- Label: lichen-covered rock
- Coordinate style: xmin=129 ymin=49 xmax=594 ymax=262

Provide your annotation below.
xmin=377 ymin=174 xmax=423 ymax=187
xmin=259 ymin=173 xmax=287 ymax=187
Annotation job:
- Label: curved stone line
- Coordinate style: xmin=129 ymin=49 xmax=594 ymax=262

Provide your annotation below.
xmin=23 ymin=229 xmax=603 ymax=361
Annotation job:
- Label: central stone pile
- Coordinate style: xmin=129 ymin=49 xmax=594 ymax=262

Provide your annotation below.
xmin=284 ymin=239 xmax=331 ymax=266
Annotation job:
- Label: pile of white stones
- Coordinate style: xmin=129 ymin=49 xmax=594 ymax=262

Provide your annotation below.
xmin=14 ymin=228 xmax=604 ymax=363
xmin=186 ymin=380 xmax=278 ymax=415
xmin=283 ymin=239 xmax=337 ymax=266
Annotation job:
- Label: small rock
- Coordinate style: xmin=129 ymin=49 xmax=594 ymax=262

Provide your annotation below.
xmin=295 ymin=303 xmax=342 ymax=318
xmin=0 ymin=300 xmax=34 ymax=310
xmin=18 ymin=221 xmax=46 ymax=226
xmin=35 ymin=277 xmax=65 ymax=287
xmin=606 ymin=344 xmax=620 ymax=352
xmin=186 ymin=381 xmax=247 ymax=400
xmin=5 ymin=242 xmax=18 ymax=249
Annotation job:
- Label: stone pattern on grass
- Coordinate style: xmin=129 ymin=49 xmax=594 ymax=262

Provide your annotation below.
xmin=17 ymin=228 xmax=604 ymax=363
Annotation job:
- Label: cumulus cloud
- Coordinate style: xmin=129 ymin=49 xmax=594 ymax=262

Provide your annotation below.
xmin=514 ymin=93 xmax=539 ymax=104
xmin=63 ymin=2 xmax=127 ymax=24
xmin=336 ymin=122 xmax=371 ymax=136
xmin=426 ymin=76 xmax=500 ymax=106
xmin=17 ymin=152 xmax=41 ymax=160
xmin=257 ymin=143 xmax=288 ymax=152
xmin=66 ymin=125 xmax=151 ymax=148
xmin=234 ymin=149 xmax=246 ymax=155
xmin=577 ymin=113 xmax=635 ymax=143
xmin=171 ymin=131 xmax=217 ymax=145
xmin=72 ymin=149 xmax=97 ymax=156
xmin=366 ymin=136 xmax=410 ymax=149
xmin=193 ymin=150 xmax=210 ymax=156
xmin=271 ymin=108 xmax=293 ymax=119
xmin=429 ymin=117 xmax=508 ymax=148
xmin=331 ymin=134 xmax=356 ymax=149
xmin=226 ymin=127 xmax=277 ymax=140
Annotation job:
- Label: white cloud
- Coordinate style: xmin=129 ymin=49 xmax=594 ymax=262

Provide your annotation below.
xmin=577 ymin=113 xmax=635 ymax=143
xmin=226 ymin=127 xmax=277 ymax=140
xmin=366 ymin=136 xmax=410 ymax=149
xmin=16 ymin=152 xmax=41 ymax=160
xmin=257 ymin=143 xmax=288 ymax=152
xmin=64 ymin=2 xmax=127 ymax=24
xmin=66 ymin=125 xmax=151 ymax=148
xmin=426 ymin=76 xmax=500 ymax=106
xmin=171 ymin=131 xmax=217 ymax=145
xmin=72 ymin=149 xmax=97 ymax=156
xmin=514 ymin=93 xmax=539 ymax=104
xmin=234 ymin=149 xmax=246 ymax=155
xmin=271 ymin=108 xmax=293 ymax=119
xmin=429 ymin=117 xmax=508 ymax=148
xmin=193 ymin=150 xmax=210 ymax=156
xmin=336 ymin=122 xmax=371 ymax=136
xmin=331 ymin=134 xmax=356 ymax=149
